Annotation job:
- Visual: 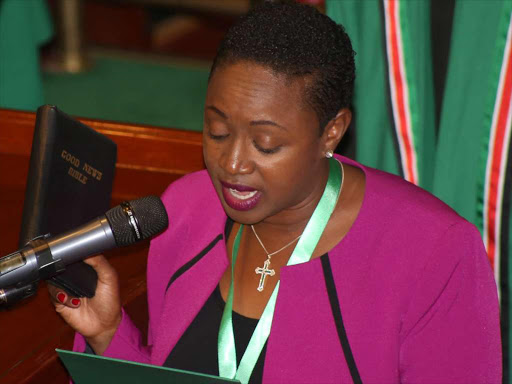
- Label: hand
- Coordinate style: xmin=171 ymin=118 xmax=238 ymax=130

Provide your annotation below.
xmin=48 ymin=255 xmax=122 ymax=355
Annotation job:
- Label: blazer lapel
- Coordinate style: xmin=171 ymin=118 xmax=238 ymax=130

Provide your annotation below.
xmin=151 ymin=232 xmax=229 ymax=365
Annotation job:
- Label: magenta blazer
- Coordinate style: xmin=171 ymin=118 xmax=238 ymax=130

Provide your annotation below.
xmin=74 ymin=156 xmax=501 ymax=383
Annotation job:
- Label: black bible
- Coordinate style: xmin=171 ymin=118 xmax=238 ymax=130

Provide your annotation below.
xmin=19 ymin=105 xmax=117 ymax=297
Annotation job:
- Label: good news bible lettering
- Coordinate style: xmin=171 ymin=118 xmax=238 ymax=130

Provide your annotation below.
xmin=19 ymin=105 xmax=117 ymax=298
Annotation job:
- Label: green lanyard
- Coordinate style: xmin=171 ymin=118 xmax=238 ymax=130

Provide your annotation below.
xmin=218 ymin=158 xmax=343 ymax=383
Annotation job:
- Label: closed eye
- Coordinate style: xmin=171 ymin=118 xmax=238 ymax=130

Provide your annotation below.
xmin=253 ymin=141 xmax=282 ymax=154
xmin=208 ymin=131 xmax=229 ymax=140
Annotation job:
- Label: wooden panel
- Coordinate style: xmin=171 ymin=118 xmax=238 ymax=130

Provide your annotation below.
xmin=0 ymin=108 xmax=204 ymax=383
xmin=0 ymin=108 xmax=204 ymax=191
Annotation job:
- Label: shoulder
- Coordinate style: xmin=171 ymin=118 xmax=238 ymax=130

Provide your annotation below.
xmin=334 ymin=156 xmax=487 ymax=276
xmin=365 ymin=161 xmax=481 ymax=253
xmin=160 ymin=169 xmax=225 ymax=225
xmin=344 ymin=156 xmax=469 ymax=236
xmin=150 ymin=169 xmax=226 ymax=261
xmin=161 ymin=169 xmax=215 ymax=203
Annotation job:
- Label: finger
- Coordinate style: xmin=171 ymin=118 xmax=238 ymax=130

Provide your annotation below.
xmin=47 ymin=283 xmax=63 ymax=305
xmin=47 ymin=284 xmax=81 ymax=308
xmin=83 ymin=254 xmax=117 ymax=284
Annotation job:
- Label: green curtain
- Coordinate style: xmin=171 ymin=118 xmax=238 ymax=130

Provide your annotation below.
xmin=0 ymin=0 xmax=53 ymax=111
xmin=326 ymin=0 xmax=436 ymax=191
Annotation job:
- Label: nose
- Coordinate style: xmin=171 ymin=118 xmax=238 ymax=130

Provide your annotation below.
xmin=219 ymin=137 xmax=254 ymax=176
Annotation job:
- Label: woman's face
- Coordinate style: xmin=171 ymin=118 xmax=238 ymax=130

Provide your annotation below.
xmin=203 ymin=61 xmax=331 ymax=226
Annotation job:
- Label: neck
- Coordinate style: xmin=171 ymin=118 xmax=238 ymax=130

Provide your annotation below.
xmin=253 ymin=161 xmax=330 ymax=238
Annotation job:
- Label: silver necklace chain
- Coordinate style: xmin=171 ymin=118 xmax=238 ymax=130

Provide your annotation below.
xmin=251 ymin=160 xmax=344 ymax=292
xmin=250 ymin=225 xmax=301 ymax=259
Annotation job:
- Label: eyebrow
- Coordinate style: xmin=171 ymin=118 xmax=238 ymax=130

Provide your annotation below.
xmin=206 ymin=105 xmax=288 ymax=131
xmin=206 ymin=105 xmax=227 ymax=119
xmin=250 ymin=120 xmax=288 ymax=131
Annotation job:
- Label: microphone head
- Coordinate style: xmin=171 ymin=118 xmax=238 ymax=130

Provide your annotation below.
xmin=105 ymin=195 xmax=169 ymax=247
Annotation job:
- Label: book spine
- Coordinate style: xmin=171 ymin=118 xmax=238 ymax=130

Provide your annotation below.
xmin=18 ymin=106 xmax=57 ymax=247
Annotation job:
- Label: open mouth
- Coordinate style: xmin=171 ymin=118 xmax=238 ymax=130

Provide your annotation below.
xmin=220 ymin=181 xmax=262 ymax=211
xmin=228 ymin=188 xmax=258 ymax=200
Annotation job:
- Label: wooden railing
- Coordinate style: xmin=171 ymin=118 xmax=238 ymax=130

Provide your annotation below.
xmin=0 ymin=108 xmax=204 ymax=383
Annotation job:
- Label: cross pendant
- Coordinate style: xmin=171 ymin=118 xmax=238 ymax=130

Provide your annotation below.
xmin=255 ymin=259 xmax=275 ymax=292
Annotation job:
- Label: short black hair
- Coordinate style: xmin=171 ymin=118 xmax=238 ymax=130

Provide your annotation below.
xmin=210 ymin=1 xmax=356 ymax=131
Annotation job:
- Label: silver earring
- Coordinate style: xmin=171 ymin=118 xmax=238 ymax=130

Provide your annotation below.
xmin=325 ymin=150 xmax=333 ymax=158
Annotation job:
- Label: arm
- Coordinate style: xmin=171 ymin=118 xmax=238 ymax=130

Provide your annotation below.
xmin=73 ymin=308 xmax=152 ymax=364
xmin=399 ymin=222 xmax=501 ymax=383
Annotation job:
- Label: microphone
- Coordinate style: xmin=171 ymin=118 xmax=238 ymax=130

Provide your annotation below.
xmin=0 ymin=195 xmax=168 ymax=305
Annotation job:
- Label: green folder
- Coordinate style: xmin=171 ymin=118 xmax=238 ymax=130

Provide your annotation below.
xmin=57 ymin=349 xmax=241 ymax=384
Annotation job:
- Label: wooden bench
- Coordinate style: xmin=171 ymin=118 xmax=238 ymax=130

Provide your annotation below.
xmin=0 ymin=108 xmax=204 ymax=383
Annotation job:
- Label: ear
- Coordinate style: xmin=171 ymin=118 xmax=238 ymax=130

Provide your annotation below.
xmin=321 ymin=108 xmax=352 ymax=156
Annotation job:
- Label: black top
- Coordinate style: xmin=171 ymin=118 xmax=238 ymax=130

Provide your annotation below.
xmin=163 ymin=285 xmax=266 ymax=383
xmin=162 ymin=219 xmax=360 ymax=384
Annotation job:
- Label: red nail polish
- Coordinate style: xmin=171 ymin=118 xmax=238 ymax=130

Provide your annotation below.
xmin=71 ymin=298 xmax=81 ymax=306
xmin=57 ymin=292 xmax=66 ymax=303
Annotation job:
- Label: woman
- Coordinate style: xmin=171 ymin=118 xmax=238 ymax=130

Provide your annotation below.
xmin=50 ymin=2 xmax=501 ymax=383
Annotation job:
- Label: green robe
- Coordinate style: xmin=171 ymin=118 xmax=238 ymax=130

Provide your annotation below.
xmin=326 ymin=0 xmax=436 ymax=191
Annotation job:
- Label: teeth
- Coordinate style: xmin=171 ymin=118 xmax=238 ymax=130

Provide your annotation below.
xmin=229 ymin=188 xmax=257 ymax=200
